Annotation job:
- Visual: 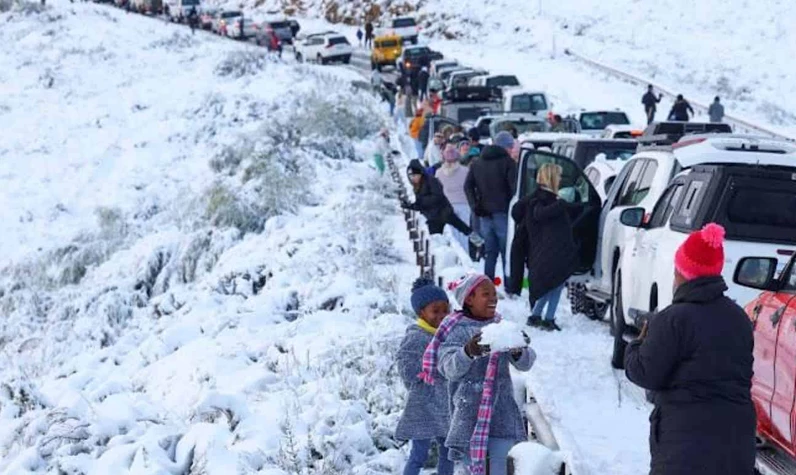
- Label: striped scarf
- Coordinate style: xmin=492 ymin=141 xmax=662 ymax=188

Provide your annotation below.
xmin=418 ymin=311 xmax=502 ymax=475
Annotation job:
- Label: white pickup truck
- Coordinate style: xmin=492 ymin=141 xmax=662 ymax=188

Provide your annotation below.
xmin=503 ymin=89 xmax=551 ymax=118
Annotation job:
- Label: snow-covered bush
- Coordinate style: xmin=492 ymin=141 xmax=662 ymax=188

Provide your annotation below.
xmin=214 ymin=49 xmax=271 ymax=78
xmin=293 ymin=90 xmax=385 ymax=140
xmin=0 ymin=0 xmax=48 ymax=13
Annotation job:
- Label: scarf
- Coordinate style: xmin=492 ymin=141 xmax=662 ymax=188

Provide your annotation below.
xmin=418 ymin=311 xmax=502 ymax=475
xmin=416 ymin=318 xmax=437 ymax=335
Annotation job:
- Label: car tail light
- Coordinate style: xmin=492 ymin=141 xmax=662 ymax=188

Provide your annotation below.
xmin=672 ymin=137 xmax=707 ymax=149
xmin=643 ymin=213 xmax=651 ymax=225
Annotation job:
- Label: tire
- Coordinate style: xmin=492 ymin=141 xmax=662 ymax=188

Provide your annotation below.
xmin=611 ymin=270 xmax=628 ymax=369
xmin=342 ymin=55 xmax=351 ymax=64
xmin=295 ymin=52 xmax=303 ymax=63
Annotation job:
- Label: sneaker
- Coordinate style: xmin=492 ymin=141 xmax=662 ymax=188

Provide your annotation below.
xmin=526 ymin=315 xmax=543 ymax=327
xmin=468 ymin=232 xmax=485 ymax=247
xmin=540 ymin=320 xmax=562 ymax=332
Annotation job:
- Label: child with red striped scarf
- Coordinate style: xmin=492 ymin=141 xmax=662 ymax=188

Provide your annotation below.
xmin=419 ymin=273 xmax=535 ymax=475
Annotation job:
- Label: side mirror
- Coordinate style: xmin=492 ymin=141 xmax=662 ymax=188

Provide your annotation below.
xmin=619 ymin=207 xmax=645 ymax=228
xmin=734 ymin=257 xmax=779 ymax=291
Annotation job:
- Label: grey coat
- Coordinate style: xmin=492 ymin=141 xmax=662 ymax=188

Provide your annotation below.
xmin=438 ymin=316 xmax=535 ymax=457
xmin=395 ymin=324 xmax=451 ymax=441
xmin=708 ymin=102 xmax=725 ymax=123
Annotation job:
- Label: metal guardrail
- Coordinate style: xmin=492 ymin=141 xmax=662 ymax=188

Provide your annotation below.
xmin=563 ymin=48 xmax=794 ymax=142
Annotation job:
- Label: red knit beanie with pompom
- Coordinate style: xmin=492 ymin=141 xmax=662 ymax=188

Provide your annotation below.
xmin=674 ymin=223 xmax=726 ymax=280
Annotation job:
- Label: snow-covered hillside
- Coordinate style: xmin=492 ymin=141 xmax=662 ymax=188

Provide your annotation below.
xmin=246 ymin=0 xmax=796 ymax=136
xmin=0 ymin=2 xmax=418 ymax=473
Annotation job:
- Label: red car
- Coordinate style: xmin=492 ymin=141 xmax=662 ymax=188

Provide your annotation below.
xmin=734 ymin=253 xmax=796 ymax=474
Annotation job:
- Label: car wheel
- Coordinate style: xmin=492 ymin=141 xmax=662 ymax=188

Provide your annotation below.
xmin=611 ymin=270 xmax=628 ymax=370
xmin=295 ymin=52 xmax=303 ymax=62
xmin=342 ymin=55 xmax=351 ymax=64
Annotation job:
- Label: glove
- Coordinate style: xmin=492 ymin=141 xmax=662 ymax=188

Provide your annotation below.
xmin=464 ymin=333 xmax=489 ymax=358
xmin=510 ymin=332 xmax=531 ymax=359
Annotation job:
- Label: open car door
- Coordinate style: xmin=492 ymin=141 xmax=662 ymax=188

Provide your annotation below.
xmin=505 ymin=147 xmax=602 ymax=287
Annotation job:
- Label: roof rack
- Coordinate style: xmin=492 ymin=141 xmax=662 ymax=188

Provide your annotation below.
xmin=442 ymin=86 xmax=502 ymax=103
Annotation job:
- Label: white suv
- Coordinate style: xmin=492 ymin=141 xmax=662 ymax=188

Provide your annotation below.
xmin=294 ymin=33 xmax=352 ymax=65
xmin=389 ymin=16 xmax=420 ymax=44
xmin=609 ymin=135 xmax=796 ymax=368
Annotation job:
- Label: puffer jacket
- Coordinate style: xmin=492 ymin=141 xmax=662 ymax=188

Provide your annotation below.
xmin=437 ymin=312 xmax=535 ymax=459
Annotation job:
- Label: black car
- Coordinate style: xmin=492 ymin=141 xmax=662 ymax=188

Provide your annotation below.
xmin=398 ymin=46 xmax=443 ymax=73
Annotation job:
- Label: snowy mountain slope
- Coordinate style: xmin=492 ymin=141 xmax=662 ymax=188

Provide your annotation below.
xmin=0 ymin=3 xmax=419 ymax=473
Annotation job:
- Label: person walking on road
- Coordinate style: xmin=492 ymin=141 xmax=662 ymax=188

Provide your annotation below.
xmin=365 ymin=21 xmax=374 ymax=48
xmin=396 ymin=277 xmax=454 ymax=475
xmin=669 ymin=94 xmax=695 ymax=122
xmin=510 ymin=163 xmax=578 ymax=332
xmin=409 ymin=109 xmax=426 ymax=159
xmin=708 ymin=96 xmax=725 ymax=123
xmin=464 ymin=131 xmax=517 ymax=281
xmin=427 ymin=274 xmax=534 ymax=475
xmin=356 ymin=28 xmax=364 ymax=47
xmin=418 ymin=66 xmax=430 ymax=102
xmin=642 ymin=85 xmax=663 ymax=125
xmin=402 ymin=160 xmax=484 ymax=247
xmin=187 ymin=7 xmax=198 ymax=34
xmin=436 ymin=146 xmax=471 ymax=251
xmin=624 ymin=223 xmax=755 ymax=475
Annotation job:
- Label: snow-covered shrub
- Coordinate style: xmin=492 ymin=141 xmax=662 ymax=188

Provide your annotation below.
xmin=0 ymin=0 xmax=48 ymax=13
xmin=203 ymin=182 xmax=266 ymax=233
xmin=293 ymin=90 xmax=385 ymax=140
xmin=147 ymin=31 xmax=195 ymax=51
xmin=215 ymin=50 xmax=270 ymax=78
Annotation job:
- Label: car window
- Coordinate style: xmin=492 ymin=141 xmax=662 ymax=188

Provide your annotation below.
xmin=522 ymin=152 xmax=592 ymax=204
xmin=222 ymin=11 xmax=242 ymax=18
xmin=377 ymin=39 xmax=399 ymax=48
xmin=405 ymin=47 xmax=430 ymax=56
xmin=579 ymin=112 xmax=631 ymax=130
xmin=328 ymin=37 xmax=350 ymax=46
xmin=510 ymin=94 xmax=548 ymax=113
xmin=586 ymin=168 xmax=601 ymax=189
xmin=648 ymin=183 xmax=684 ymax=228
xmin=784 ymin=261 xmax=796 ymax=292
xmin=672 ymin=179 xmax=706 ymax=229
xmin=617 ymin=159 xmax=645 ymax=207
xmin=629 ymin=159 xmax=658 ymax=205
xmin=392 ymin=18 xmax=416 ymax=28
xmin=487 ymin=76 xmax=520 ymax=88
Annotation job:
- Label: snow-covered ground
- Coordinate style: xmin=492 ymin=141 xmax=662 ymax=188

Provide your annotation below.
xmin=0 ymin=2 xmax=427 ymax=473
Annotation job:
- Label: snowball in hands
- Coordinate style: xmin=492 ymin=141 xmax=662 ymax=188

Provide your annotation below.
xmin=480 ymin=321 xmax=527 ymax=353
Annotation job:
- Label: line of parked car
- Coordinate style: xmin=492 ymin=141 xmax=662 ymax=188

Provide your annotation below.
xmin=406 ymin=46 xmax=796 ymax=473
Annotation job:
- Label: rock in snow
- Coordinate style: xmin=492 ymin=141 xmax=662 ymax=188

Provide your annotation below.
xmin=480 ymin=320 xmax=527 ymax=353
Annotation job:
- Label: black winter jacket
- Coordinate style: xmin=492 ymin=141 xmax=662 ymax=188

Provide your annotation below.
xmin=625 ymin=276 xmax=755 ymax=475
xmin=642 ymin=91 xmax=661 ymax=109
xmin=418 ymin=69 xmax=429 ymax=94
xmin=509 ymin=188 xmax=578 ymax=302
xmin=408 ymin=174 xmax=454 ymax=227
xmin=668 ymin=100 xmax=694 ymax=121
xmin=463 ymin=145 xmax=517 ymax=216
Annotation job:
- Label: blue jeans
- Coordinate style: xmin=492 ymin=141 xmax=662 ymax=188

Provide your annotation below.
xmin=458 ymin=438 xmax=515 ymax=475
xmin=404 ymin=438 xmax=453 ymax=475
xmin=480 ymin=213 xmax=508 ymax=280
xmin=532 ymin=284 xmax=565 ymax=321
xmin=414 ymin=139 xmax=424 ymax=160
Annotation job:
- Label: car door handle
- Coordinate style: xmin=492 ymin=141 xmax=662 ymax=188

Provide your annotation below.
xmin=771 ymin=306 xmax=787 ymax=327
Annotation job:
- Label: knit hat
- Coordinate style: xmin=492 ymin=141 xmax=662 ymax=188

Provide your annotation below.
xmin=674 ymin=223 xmax=726 ymax=280
xmin=443 ymin=145 xmax=460 ymax=163
xmin=448 ymin=273 xmax=490 ymax=308
xmin=411 ymin=277 xmax=449 ymax=314
xmin=407 ymin=158 xmax=425 ymax=175
xmin=494 ymin=131 xmax=515 ymax=151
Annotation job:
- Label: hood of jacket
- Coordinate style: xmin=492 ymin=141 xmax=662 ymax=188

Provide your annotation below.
xmin=480 ymin=144 xmax=511 ymax=162
xmin=673 ymin=276 xmax=727 ymax=305
xmin=407 ymin=158 xmax=425 ymax=175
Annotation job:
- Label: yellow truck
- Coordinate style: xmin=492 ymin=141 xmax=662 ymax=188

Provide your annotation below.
xmin=370 ymin=35 xmax=402 ymax=71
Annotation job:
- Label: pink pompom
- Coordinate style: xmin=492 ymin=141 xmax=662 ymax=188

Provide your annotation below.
xmin=701 ymin=223 xmax=725 ymax=249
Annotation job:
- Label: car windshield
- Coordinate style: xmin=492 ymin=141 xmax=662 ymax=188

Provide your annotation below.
xmin=182 ymin=0 xmax=199 ymax=5
xmin=510 ymin=94 xmax=548 ymax=113
xmin=392 ymin=18 xmax=416 ymax=28
xmin=328 ymin=36 xmax=349 ymax=46
xmin=377 ymin=39 xmax=399 ymax=48
xmin=221 ymin=11 xmax=241 ymax=18
xmin=487 ymin=76 xmax=520 ymax=88
xmin=580 ymin=112 xmax=630 ymax=130
xmin=405 ymin=47 xmax=430 ymax=57
xmin=457 ymin=107 xmax=496 ymax=123
xmin=268 ymin=21 xmax=291 ymax=29
xmin=493 ymin=120 xmax=548 ymax=136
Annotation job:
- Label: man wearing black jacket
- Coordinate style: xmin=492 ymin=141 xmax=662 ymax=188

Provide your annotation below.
xmin=669 ymin=94 xmax=695 ymax=122
xmin=625 ymin=223 xmax=755 ymax=475
xmin=642 ymin=85 xmax=663 ymax=125
xmin=464 ymin=131 xmax=517 ymax=280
